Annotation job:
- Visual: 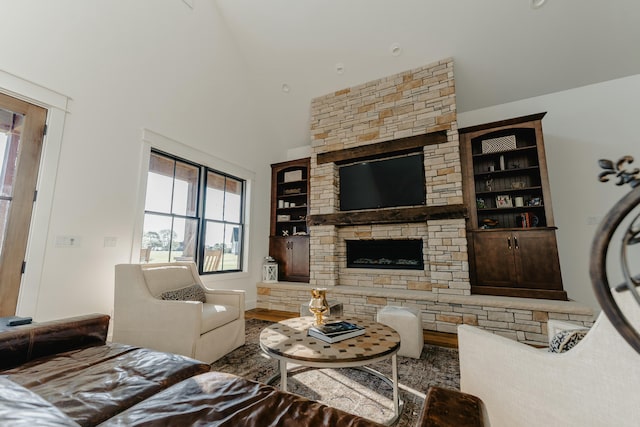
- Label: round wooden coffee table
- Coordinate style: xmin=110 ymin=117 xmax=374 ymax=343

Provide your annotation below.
xmin=259 ymin=316 xmax=401 ymax=424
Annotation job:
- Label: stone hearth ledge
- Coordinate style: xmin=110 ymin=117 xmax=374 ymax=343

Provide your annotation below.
xmin=256 ymin=281 xmax=594 ymax=345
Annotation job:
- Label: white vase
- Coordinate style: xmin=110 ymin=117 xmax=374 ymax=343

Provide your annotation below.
xmin=499 ymin=155 xmax=505 ymax=171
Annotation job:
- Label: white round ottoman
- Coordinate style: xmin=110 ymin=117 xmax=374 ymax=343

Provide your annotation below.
xmin=376 ymin=306 xmax=424 ymax=358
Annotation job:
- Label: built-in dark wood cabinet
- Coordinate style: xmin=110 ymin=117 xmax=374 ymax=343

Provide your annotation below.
xmin=268 ymin=235 xmax=310 ymax=282
xmin=269 ymin=158 xmax=310 ymax=282
xmin=460 ymin=113 xmax=567 ymax=300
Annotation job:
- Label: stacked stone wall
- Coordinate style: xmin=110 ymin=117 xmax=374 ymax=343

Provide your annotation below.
xmin=308 ymin=58 xmax=467 ymax=291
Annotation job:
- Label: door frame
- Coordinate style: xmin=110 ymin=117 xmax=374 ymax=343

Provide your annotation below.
xmin=0 ymin=93 xmax=47 ymax=315
xmin=0 ymin=70 xmax=69 ymax=317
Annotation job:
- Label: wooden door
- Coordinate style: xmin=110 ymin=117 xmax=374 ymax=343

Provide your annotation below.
xmin=0 ymin=93 xmax=47 ymax=316
xmin=514 ymin=229 xmax=563 ymax=290
xmin=472 ymin=231 xmax=517 ymax=287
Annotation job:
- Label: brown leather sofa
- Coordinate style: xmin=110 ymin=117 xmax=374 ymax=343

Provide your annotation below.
xmin=0 ymin=314 xmax=383 ymax=427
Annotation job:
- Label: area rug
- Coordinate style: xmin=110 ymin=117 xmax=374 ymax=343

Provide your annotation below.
xmin=210 ymin=319 xmax=460 ymax=426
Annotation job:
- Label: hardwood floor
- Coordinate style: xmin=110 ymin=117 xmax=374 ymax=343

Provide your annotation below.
xmin=245 ymin=308 xmax=297 ymax=323
xmin=245 ymin=308 xmax=458 ymax=349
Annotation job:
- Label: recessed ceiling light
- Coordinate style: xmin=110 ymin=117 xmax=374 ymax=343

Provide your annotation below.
xmin=281 ymin=83 xmax=290 ymax=93
xmin=335 ymin=63 xmax=345 ymax=74
xmin=530 ymin=0 xmax=547 ymax=9
xmin=390 ymin=43 xmax=402 ymax=56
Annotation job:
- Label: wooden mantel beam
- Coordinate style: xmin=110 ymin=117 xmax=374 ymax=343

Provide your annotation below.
xmin=316 ymin=130 xmax=448 ymax=165
xmin=309 ymin=204 xmax=467 ymax=227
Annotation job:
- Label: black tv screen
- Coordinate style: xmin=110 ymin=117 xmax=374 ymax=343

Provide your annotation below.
xmin=339 ymin=154 xmax=426 ymax=211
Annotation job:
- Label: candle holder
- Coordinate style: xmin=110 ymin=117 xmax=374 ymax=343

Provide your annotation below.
xmin=308 ymin=288 xmax=329 ymax=326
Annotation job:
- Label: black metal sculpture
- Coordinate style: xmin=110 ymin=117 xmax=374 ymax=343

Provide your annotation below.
xmin=591 ymin=155 xmax=640 ymax=354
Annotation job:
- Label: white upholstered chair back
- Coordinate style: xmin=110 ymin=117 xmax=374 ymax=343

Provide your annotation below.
xmin=141 ymin=263 xmax=201 ymax=297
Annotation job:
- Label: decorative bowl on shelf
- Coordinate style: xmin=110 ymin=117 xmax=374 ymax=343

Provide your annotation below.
xmin=481 ymin=218 xmax=499 ymax=229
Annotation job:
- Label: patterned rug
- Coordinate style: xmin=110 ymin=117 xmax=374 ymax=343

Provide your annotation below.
xmin=210 ymin=319 xmax=460 ymax=426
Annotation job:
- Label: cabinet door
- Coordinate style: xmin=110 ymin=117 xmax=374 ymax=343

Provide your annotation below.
xmin=287 ymin=236 xmax=310 ymax=281
xmin=268 ymin=237 xmax=289 ymax=281
xmin=269 ymin=236 xmax=309 ymax=282
xmin=473 ymin=231 xmax=517 ymax=287
xmin=513 ymin=230 xmax=563 ymax=290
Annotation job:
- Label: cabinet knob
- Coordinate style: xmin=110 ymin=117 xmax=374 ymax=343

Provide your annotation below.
xmin=514 ymin=235 xmax=519 ymax=250
xmin=507 ymin=237 xmax=512 ymax=250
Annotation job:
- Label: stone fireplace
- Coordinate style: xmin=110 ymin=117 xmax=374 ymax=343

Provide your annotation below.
xmin=257 ymin=58 xmax=594 ymax=345
xmin=307 ymin=58 xmax=469 ymax=295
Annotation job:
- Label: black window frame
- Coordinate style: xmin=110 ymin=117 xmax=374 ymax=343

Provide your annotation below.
xmin=143 ymin=149 xmax=246 ymax=275
xmin=199 ymin=168 xmax=245 ymax=275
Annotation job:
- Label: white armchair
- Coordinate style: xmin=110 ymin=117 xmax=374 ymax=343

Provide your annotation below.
xmin=113 ymin=262 xmax=245 ymax=363
xmin=458 ymin=291 xmax=640 ymax=427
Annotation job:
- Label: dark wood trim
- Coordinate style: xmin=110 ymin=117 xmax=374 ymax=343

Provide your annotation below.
xmin=316 ymin=131 xmax=448 ymax=165
xmin=423 ymin=330 xmax=458 ymax=349
xmin=471 ymin=285 xmax=568 ymax=301
xmin=309 ymin=204 xmax=467 ymax=226
xmin=458 ymin=112 xmax=546 ymax=135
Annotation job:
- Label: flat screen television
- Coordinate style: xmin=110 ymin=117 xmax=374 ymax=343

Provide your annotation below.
xmin=339 ymin=153 xmax=426 ymax=211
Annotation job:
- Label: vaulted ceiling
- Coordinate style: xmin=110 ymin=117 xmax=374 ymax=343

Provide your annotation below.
xmin=215 ymin=0 xmax=640 ymax=149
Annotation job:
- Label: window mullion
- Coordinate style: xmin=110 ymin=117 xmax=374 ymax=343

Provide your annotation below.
xmin=196 ymin=165 xmax=206 ymax=268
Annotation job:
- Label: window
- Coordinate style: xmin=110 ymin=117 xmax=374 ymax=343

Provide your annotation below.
xmin=142 ymin=150 xmax=245 ymax=274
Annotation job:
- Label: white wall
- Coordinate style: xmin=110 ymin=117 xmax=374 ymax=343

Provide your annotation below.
xmin=1 ymin=0 xmax=279 ymax=320
xmin=459 ymin=74 xmax=640 ymax=312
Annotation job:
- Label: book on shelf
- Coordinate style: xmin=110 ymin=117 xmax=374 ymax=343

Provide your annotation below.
xmin=518 ymin=212 xmax=539 ymax=228
xmin=307 ymin=321 xmax=365 ymax=343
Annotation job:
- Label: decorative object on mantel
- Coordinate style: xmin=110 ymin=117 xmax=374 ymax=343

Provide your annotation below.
xmin=262 ymin=256 xmax=278 ymax=283
xmin=591 ymin=155 xmax=640 ymax=354
xmin=308 ymin=288 xmax=329 ymax=326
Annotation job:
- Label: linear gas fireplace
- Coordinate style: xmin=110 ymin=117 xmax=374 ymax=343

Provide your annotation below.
xmin=346 ymin=239 xmax=424 ymax=270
